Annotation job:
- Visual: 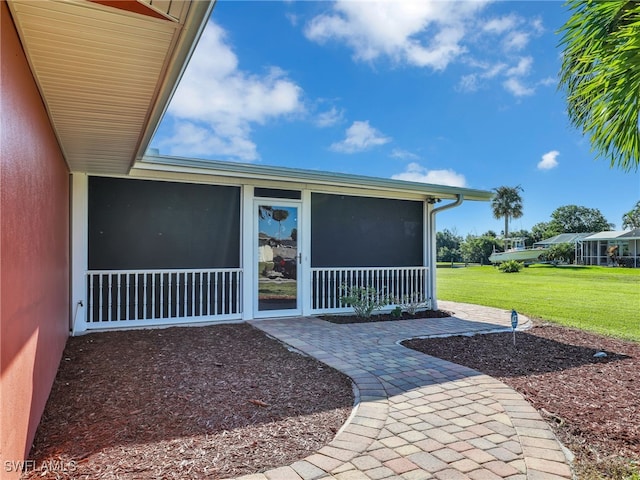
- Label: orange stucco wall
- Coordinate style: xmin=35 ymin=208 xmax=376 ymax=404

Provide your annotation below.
xmin=1 ymin=3 xmax=70 ymax=477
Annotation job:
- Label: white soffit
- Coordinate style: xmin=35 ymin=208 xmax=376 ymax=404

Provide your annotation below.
xmin=7 ymin=0 xmax=212 ymax=174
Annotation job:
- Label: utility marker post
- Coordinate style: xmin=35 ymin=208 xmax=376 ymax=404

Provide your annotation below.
xmin=511 ymin=309 xmax=518 ymax=346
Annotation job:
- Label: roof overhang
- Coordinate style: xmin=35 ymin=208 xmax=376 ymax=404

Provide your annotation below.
xmin=584 ymin=230 xmax=640 ymax=241
xmin=7 ymin=0 xmax=214 ymax=175
xmin=132 ymin=155 xmax=494 ymax=202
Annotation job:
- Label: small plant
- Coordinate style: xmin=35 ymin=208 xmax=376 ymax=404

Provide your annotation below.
xmin=390 ymin=306 xmax=403 ymax=318
xmin=339 ymin=284 xmax=388 ymax=318
xmin=498 ymin=260 xmax=523 ymax=273
xmin=396 ymin=293 xmax=429 ymax=315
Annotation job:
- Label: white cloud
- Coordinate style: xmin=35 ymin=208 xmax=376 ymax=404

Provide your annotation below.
xmin=285 ymin=12 xmax=299 ymax=27
xmin=160 ymin=21 xmax=304 ymax=161
xmin=330 ymin=121 xmax=391 ymax=153
xmin=502 ymin=56 xmax=535 ymax=96
xmin=390 ymin=148 xmax=420 ymax=160
xmin=304 ymin=1 xmax=488 ymax=71
xmin=391 ymin=162 xmax=467 ymax=187
xmin=482 ymin=14 xmax=519 ymax=35
xmin=303 ymin=2 xmax=551 ymax=99
xmin=315 ymin=106 xmax=344 ymax=127
xmin=538 ymin=150 xmax=559 ymax=170
xmin=506 ymin=56 xmax=533 ymax=77
xmin=464 ymin=14 xmax=545 ymax=96
xmin=530 ymin=17 xmax=545 ymax=35
xmin=162 ymin=121 xmax=259 ymax=161
xmin=480 ymin=14 xmax=540 ymax=53
xmin=483 ymin=62 xmax=508 ymax=79
xmin=457 ymin=73 xmax=479 ymax=93
xmin=503 ymin=77 xmax=534 ymax=97
xmin=538 ymin=76 xmax=556 ymax=87
xmin=503 ymin=31 xmax=530 ymax=51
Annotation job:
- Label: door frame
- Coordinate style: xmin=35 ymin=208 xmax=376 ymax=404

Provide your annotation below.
xmin=253 ymin=198 xmax=303 ymax=318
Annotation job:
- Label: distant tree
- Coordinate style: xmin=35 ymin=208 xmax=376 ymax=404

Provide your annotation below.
xmin=558 ymin=0 xmax=640 ymax=172
xmin=491 ymin=186 xmax=524 ymax=239
xmin=622 ymin=201 xmax=640 ymax=229
xmin=436 ymin=229 xmax=463 ymax=262
xmin=548 ymin=205 xmax=614 ymax=233
xmin=483 ymin=230 xmax=498 ymax=238
xmin=531 ymin=222 xmax=560 ymax=244
xmin=438 ymin=246 xmax=460 ymax=263
xmin=546 ymin=243 xmax=576 ymax=264
xmin=460 ymin=235 xmax=501 ymax=265
xmin=290 ymin=228 xmax=297 ymax=242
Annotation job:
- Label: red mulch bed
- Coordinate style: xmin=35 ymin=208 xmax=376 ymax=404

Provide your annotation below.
xmin=22 ymin=317 xmax=640 ymax=480
xmin=403 ymin=324 xmax=640 ymax=479
xmin=23 ymin=324 xmax=353 ymax=479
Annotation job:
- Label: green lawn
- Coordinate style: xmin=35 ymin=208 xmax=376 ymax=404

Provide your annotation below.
xmin=437 ymin=265 xmax=640 ymax=341
xmin=259 ymin=280 xmax=297 ymax=298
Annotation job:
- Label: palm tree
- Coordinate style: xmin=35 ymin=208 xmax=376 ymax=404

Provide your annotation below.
xmin=558 ymin=0 xmax=640 ymax=172
xmin=491 ymin=186 xmax=524 ymax=240
xmin=622 ymin=201 xmax=640 ymax=229
xmin=272 ymin=209 xmax=289 ymax=240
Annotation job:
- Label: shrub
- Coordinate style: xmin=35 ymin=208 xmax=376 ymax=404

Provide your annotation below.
xmin=546 ymin=242 xmax=575 ymax=264
xmin=498 ymin=260 xmax=523 ymax=273
xmin=396 ymin=293 xmax=430 ymax=315
xmin=339 ymin=285 xmax=389 ymax=318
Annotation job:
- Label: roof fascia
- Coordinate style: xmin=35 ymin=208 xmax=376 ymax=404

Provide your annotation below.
xmin=135 ymin=155 xmax=494 ymax=201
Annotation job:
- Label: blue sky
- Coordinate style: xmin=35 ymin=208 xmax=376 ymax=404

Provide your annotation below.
xmin=152 ymin=0 xmax=639 ymax=236
xmin=259 ymin=206 xmax=298 ymax=239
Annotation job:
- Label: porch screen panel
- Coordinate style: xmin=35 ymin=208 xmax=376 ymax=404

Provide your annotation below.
xmin=89 ymin=177 xmax=240 ymax=269
xmin=311 ymin=193 xmax=423 ymax=267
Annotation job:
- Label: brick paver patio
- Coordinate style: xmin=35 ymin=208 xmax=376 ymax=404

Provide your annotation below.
xmin=241 ymin=301 xmax=574 ymax=480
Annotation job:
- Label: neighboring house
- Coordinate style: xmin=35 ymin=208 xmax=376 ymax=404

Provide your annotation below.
xmin=534 ymin=233 xmax=595 ymax=248
xmin=0 ymin=0 xmax=491 ymax=475
xmin=535 ymin=231 xmax=640 ymax=267
xmin=534 ymin=233 xmax=594 ymax=263
xmin=581 ymin=230 xmax=640 ymax=268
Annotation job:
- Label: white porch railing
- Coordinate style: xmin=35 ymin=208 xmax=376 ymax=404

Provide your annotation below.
xmin=85 ymin=269 xmax=242 ymax=328
xmin=311 ymin=266 xmax=429 ymax=313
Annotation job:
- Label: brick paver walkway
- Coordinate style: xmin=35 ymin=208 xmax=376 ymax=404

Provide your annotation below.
xmin=242 ymin=302 xmax=573 ymax=480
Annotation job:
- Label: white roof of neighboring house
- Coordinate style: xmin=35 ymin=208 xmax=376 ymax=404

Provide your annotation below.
xmin=619 ymin=229 xmax=640 ymax=240
xmin=583 ymin=231 xmax=635 ymax=241
xmin=534 ymin=233 xmax=594 ymax=246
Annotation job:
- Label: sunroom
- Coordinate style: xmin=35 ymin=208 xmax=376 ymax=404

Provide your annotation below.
xmin=580 ymin=230 xmax=640 ymax=268
xmin=71 ymin=155 xmax=492 ymax=334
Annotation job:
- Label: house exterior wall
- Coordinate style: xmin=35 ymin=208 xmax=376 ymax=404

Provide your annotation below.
xmin=73 ymin=174 xmax=434 ymax=331
xmin=1 ymin=3 xmax=70 ymax=476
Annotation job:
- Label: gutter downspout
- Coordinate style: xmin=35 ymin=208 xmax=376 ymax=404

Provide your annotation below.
xmin=428 ymin=194 xmax=464 ymax=310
